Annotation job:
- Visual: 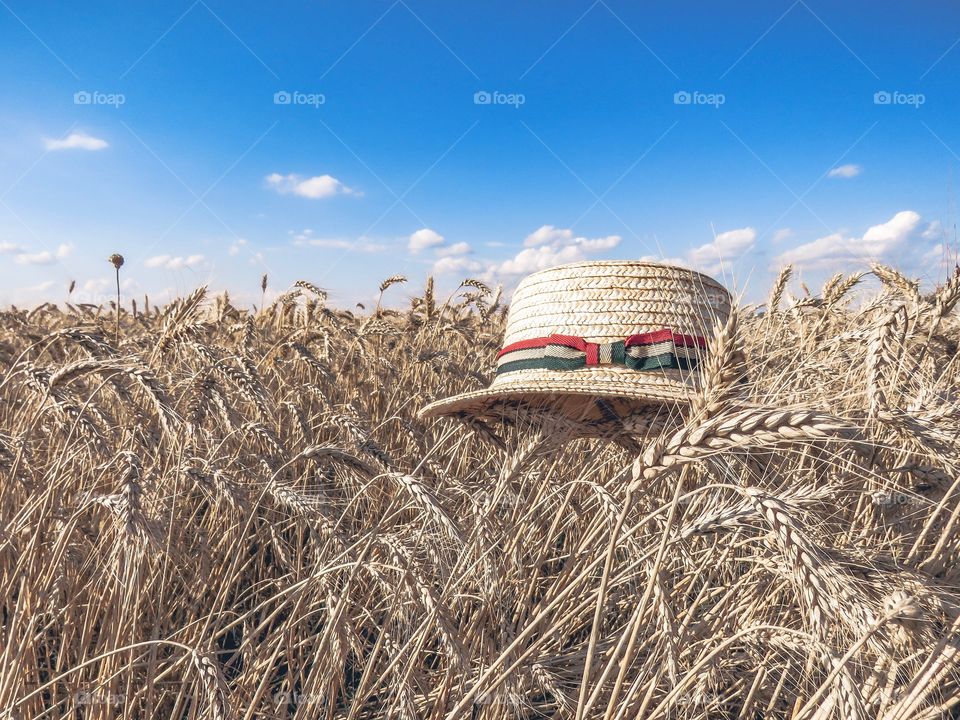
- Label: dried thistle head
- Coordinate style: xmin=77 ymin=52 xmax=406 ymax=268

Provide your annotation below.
xmin=108 ymin=253 xmax=124 ymax=270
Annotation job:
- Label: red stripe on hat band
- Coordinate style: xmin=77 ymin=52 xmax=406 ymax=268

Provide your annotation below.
xmin=625 ymin=329 xmax=706 ymax=349
xmin=496 ymin=337 xmax=549 ymax=358
xmin=624 ymin=329 xmax=673 ymax=346
xmin=497 ymin=334 xmax=588 ymax=359
xmin=546 ymin=334 xmax=589 ymax=352
xmin=584 ymin=341 xmax=599 ymax=365
xmin=499 ymin=328 xmax=706 ymax=361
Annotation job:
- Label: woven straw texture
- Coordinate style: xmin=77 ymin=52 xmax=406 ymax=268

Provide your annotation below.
xmin=419 ymin=260 xmax=732 ymax=421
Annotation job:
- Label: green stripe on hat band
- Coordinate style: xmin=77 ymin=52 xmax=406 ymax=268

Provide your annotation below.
xmin=496 ymin=351 xmax=699 ymax=376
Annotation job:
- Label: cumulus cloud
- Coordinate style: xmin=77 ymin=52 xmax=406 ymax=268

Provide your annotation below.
xmin=423 ymin=225 xmax=619 ymax=279
xmin=828 ymin=164 xmax=862 ymax=179
xmin=266 ymin=173 xmax=359 ymax=199
xmin=145 ymin=254 xmax=205 ymax=270
xmin=408 ymin=228 xmax=445 ymax=253
xmin=44 ymin=132 xmax=108 ymax=151
xmin=83 ymin=278 xmax=110 ymax=293
xmin=921 ymin=243 xmax=960 ymax=275
xmin=23 ymin=280 xmax=57 ymax=293
xmin=685 ymin=227 xmax=757 ymax=274
xmin=485 ymin=225 xmax=621 ymax=278
xmin=228 ymin=238 xmax=248 ymax=256
xmin=435 ymin=241 xmax=471 ymax=257
xmin=15 ymin=243 xmax=72 ymax=265
xmin=0 ymin=241 xmax=23 ymax=254
xmin=293 ymin=229 xmax=386 ymax=253
xmin=641 ymin=227 xmax=756 ymax=275
xmin=860 ymin=211 xmax=921 ymax=254
xmin=432 ymin=255 xmax=482 ymax=275
xmin=775 ymin=210 xmax=921 ymax=269
xmin=922 ymin=220 xmax=944 ymax=240
xmin=428 ymin=240 xmax=476 ymax=274
xmin=773 ymin=228 xmax=794 ymax=243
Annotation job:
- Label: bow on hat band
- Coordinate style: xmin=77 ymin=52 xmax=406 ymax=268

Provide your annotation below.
xmin=495 ymin=328 xmax=706 ymax=376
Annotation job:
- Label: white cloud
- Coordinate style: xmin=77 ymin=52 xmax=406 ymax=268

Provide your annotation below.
xmin=685 ymin=227 xmax=757 ymax=274
xmin=424 ymin=225 xmax=620 ymax=279
xmin=775 ymin=233 xmax=844 ymax=270
xmin=430 ymin=241 xmax=476 ymax=274
xmin=292 ymin=229 xmax=386 ymax=253
xmin=436 ymin=241 xmax=471 ymax=257
xmin=828 ymin=164 xmax=862 ymax=179
xmin=860 ymin=210 xmax=921 ymax=255
xmin=44 ymin=132 xmax=108 ymax=151
xmin=432 ymin=255 xmax=482 ymax=275
xmin=638 ymin=226 xmax=757 ymax=274
xmin=83 ymin=278 xmax=109 ymax=292
xmin=775 ymin=210 xmax=921 ymax=269
xmin=305 ymin=238 xmax=385 ymax=252
xmin=409 ymin=228 xmax=445 ymax=253
xmin=920 ymin=243 xmax=959 ymax=274
xmin=523 ymin=225 xmax=566 ymax=247
xmin=638 ymin=253 xmax=687 ymax=267
xmin=0 ymin=241 xmax=23 ymax=254
xmin=266 ymin=173 xmax=359 ymax=199
xmin=15 ymin=243 xmax=72 ymax=265
xmin=773 ymin=228 xmax=793 ymax=243
xmin=145 ymin=254 xmax=205 ymax=270
xmin=228 ymin=238 xmax=248 ymax=256
xmin=922 ymin=220 xmax=943 ymax=240
xmin=485 ymin=225 xmax=621 ymax=278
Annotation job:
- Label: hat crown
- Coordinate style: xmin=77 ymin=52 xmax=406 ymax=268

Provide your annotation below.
xmin=503 ymin=260 xmax=732 ymax=346
xmin=418 ymin=260 xmax=735 ymax=421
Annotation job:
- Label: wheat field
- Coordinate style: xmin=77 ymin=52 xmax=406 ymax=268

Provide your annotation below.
xmin=2 ymin=265 xmax=960 ymax=719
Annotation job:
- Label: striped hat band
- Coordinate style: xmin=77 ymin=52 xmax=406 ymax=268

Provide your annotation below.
xmin=495 ymin=328 xmax=706 ymax=375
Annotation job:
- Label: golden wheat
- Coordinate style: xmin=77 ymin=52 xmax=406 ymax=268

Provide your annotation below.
xmin=1 ymin=268 xmax=960 ymax=719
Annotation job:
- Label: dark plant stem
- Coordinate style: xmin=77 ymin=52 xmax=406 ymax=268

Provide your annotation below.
xmin=115 ymin=267 xmax=121 ymax=346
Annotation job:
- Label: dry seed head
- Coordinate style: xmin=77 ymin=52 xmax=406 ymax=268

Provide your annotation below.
xmin=872 ymin=264 xmax=921 ymax=306
xmin=191 ymin=649 xmax=231 ymax=720
xmin=379 ymin=274 xmax=408 ymax=293
xmin=769 ymin=265 xmax=792 ymax=307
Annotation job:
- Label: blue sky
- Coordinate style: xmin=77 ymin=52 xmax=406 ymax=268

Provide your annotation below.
xmin=1 ymin=1 xmax=959 ymax=307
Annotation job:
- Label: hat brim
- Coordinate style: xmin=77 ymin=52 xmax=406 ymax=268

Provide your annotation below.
xmin=418 ymin=366 xmax=698 ymax=422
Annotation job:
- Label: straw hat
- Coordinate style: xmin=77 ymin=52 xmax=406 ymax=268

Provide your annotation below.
xmin=419 ymin=260 xmax=732 ymax=423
